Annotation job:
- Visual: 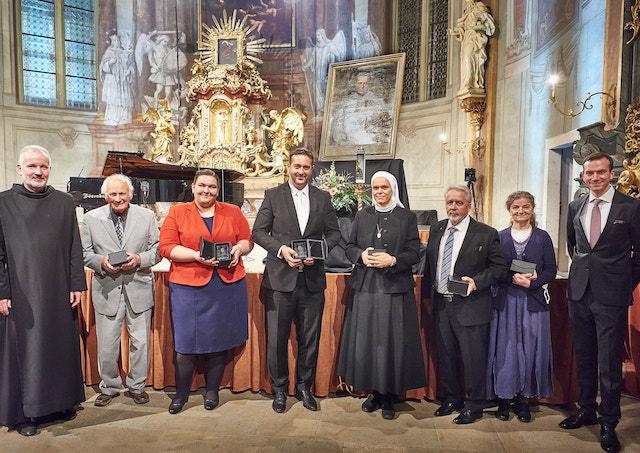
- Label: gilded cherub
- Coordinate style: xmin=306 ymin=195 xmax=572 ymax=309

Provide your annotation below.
xmin=144 ymin=98 xmax=175 ymax=163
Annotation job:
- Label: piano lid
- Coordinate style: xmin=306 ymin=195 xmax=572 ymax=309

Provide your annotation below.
xmin=101 ymin=151 xmax=243 ymax=181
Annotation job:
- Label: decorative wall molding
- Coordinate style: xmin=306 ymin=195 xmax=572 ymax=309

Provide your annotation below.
xmin=58 ymin=127 xmax=78 ymax=148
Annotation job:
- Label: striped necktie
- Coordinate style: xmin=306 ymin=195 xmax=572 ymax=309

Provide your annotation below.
xmin=115 ymin=215 xmax=124 ymax=246
xmin=438 ymin=227 xmax=457 ymax=293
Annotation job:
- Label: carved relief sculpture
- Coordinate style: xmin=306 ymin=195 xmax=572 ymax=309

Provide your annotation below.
xmin=617 ymin=104 xmax=640 ymax=198
xmin=449 ymin=0 xmax=495 ymax=98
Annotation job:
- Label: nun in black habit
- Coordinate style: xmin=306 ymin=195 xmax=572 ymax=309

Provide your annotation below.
xmin=338 ymin=171 xmax=426 ymax=420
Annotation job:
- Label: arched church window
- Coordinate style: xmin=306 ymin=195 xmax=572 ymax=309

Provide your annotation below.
xmin=17 ymin=0 xmax=96 ymax=110
xmin=395 ymin=0 xmax=448 ymax=103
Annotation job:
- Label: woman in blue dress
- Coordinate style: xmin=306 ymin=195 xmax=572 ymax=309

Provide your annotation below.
xmin=486 ymin=191 xmax=556 ymax=422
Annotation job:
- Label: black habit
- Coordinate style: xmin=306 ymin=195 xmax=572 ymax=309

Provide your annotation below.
xmin=0 ymin=185 xmax=86 ymax=427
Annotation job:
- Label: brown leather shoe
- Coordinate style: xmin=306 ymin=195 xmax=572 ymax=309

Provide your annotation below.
xmin=128 ymin=391 xmax=150 ymax=405
xmin=94 ymin=393 xmax=117 ymax=407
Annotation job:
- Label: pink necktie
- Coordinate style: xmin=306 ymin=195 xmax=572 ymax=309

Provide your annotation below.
xmin=589 ymin=199 xmax=602 ymax=248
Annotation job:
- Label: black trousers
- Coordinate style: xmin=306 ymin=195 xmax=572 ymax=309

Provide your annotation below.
xmin=434 ymin=294 xmax=489 ymax=412
xmin=569 ymin=286 xmax=628 ymax=426
xmin=266 ymin=273 xmax=324 ymax=393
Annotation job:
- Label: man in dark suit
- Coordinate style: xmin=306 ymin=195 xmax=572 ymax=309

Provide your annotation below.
xmin=424 ymin=185 xmax=507 ymax=424
xmin=252 ymin=148 xmax=340 ymax=413
xmin=561 ymin=153 xmax=640 ymax=453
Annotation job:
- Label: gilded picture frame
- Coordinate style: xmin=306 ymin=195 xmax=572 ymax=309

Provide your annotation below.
xmin=319 ymin=53 xmax=405 ymax=162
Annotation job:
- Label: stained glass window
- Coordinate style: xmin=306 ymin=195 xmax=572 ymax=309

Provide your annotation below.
xmin=427 ymin=0 xmax=448 ymax=100
xmin=21 ymin=0 xmax=56 ymax=106
xmin=396 ymin=0 xmax=448 ymax=103
xmin=19 ymin=0 xmax=96 ymax=110
xmin=63 ymin=0 xmax=96 ymax=109
xmin=397 ymin=0 xmax=422 ymax=103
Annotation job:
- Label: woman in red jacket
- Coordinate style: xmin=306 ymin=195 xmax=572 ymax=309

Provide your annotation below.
xmin=159 ymin=169 xmax=253 ymax=414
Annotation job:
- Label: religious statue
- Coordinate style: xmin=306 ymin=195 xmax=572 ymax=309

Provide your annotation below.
xmin=260 ymin=108 xmax=307 ymax=176
xmin=213 ymin=110 xmax=229 ymax=145
xmin=450 ymin=0 xmax=495 ymax=97
xmin=135 ymin=31 xmax=188 ymax=107
xmin=100 ymin=32 xmax=134 ymax=125
xmin=144 ymin=98 xmax=175 ymax=163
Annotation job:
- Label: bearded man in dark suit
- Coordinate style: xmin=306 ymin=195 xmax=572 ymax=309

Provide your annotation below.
xmin=252 ymin=148 xmax=340 ymax=414
xmin=424 ymin=185 xmax=507 ymax=424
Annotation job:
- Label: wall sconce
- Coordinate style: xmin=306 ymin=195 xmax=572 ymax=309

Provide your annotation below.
xmin=548 ymin=73 xmax=616 ymax=118
xmin=439 ymin=133 xmax=451 ymax=153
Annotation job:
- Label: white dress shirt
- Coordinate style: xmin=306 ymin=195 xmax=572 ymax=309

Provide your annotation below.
xmin=289 ymin=182 xmax=310 ymax=234
xmin=436 ymin=215 xmax=471 ymax=293
xmin=580 ymin=185 xmax=614 ymax=243
xmin=277 ymin=183 xmax=310 ymax=259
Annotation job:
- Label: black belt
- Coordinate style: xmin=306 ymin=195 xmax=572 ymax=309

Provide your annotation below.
xmin=436 ymin=293 xmax=454 ymax=303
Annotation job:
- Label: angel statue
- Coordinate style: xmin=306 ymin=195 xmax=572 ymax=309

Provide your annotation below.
xmin=261 ymin=108 xmax=307 ymax=176
xmin=135 ymin=31 xmax=188 ymax=106
xmin=449 ymin=0 xmax=495 ymax=97
xmin=143 ymin=98 xmax=175 ymax=163
xmin=301 ymin=29 xmax=346 ymax=114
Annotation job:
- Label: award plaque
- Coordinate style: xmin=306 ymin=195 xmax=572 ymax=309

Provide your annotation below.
xmin=291 ymin=240 xmax=309 ymax=260
xmin=215 ymin=241 xmax=232 ymax=267
xmin=308 ymin=239 xmax=326 ymax=260
xmin=199 ymin=237 xmax=216 ymax=260
xmin=108 ymin=250 xmax=129 ymax=267
xmin=367 ymin=248 xmax=387 ymax=256
xmin=510 ymin=259 xmax=537 ymax=274
xmin=447 ymin=277 xmax=469 ymax=296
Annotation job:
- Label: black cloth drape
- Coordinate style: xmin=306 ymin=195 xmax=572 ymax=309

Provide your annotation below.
xmin=314 ymin=159 xmax=410 ymax=209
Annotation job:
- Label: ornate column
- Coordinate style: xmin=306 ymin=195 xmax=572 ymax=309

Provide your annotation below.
xmin=452 ymin=0 xmax=497 ymax=222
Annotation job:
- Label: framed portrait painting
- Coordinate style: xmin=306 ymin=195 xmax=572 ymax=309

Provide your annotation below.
xmin=319 ymin=53 xmax=405 ymax=162
xmin=198 ymin=0 xmax=296 ymax=49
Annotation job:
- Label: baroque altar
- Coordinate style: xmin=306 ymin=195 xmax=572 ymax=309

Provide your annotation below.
xmin=158 ymin=10 xmax=306 ymax=179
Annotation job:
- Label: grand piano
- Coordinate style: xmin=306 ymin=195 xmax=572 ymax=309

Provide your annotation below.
xmin=68 ymin=151 xmax=244 ymax=210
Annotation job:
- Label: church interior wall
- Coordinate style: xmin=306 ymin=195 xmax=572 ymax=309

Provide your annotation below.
xmin=491 ymin=0 xmax=607 ymax=238
xmin=0 ymin=0 xmax=616 ymax=235
xmin=0 ymin=0 xmax=97 ymax=190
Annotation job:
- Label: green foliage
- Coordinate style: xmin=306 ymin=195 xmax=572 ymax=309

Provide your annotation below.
xmin=312 ymin=163 xmax=371 ymax=213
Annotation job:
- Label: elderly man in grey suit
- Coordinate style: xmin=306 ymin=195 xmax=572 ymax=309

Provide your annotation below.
xmin=80 ymin=174 xmax=160 ymax=406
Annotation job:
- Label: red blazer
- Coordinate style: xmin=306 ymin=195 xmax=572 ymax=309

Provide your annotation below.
xmin=159 ymin=201 xmax=252 ymax=286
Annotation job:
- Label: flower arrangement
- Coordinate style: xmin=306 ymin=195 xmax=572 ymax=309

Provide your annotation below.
xmin=312 ymin=163 xmax=371 ymax=213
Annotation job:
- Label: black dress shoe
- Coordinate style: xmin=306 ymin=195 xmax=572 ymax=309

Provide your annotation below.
xmin=434 ymin=400 xmax=464 ymax=416
xmin=168 ymin=398 xmax=187 ymax=414
xmin=453 ymin=409 xmax=483 ymax=424
xmin=272 ymin=391 xmax=287 ymax=413
xmin=495 ymin=400 xmax=511 ymax=421
xmin=204 ymin=397 xmax=219 ymax=410
xmin=559 ymin=410 xmax=598 ymax=429
xmin=296 ymin=388 xmax=318 ymax=411
xmin=361 ymin=393 xmax=381 ymax=413
xmin=514 ymin=403 xmax=531 ymax=422
xmin=600 ymin=425 xmax=621 ymax=453
xmin=381 ymin=396 xmax=395 ymax=420
xmin=17 ymin=422 xmax=37 ymax=436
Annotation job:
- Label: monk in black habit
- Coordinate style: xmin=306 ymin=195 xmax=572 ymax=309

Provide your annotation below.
xmin=0 ymin=145 xmax=87 ymax=436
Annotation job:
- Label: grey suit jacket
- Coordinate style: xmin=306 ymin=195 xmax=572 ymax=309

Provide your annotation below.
xmin=80 ymin=204 xmax=161 ymax=316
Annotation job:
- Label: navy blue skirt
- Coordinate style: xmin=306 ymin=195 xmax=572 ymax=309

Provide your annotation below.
xmin=169 ymin=273 xmax=248 ymax=354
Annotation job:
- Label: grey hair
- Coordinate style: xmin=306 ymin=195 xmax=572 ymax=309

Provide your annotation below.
xmin=101 ymin=174 xmax=134 ymax=196
xmin=445 ymin=185 xmax=472 ymax=204
xmin=19 ymin=145 xmax=51 ymax=166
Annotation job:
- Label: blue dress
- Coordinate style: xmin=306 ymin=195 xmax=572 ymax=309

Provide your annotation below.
xmin=169 ymin=216 xmax=248 ymax=354
xmin=486 ymin=230 xmax=554 ymax=399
